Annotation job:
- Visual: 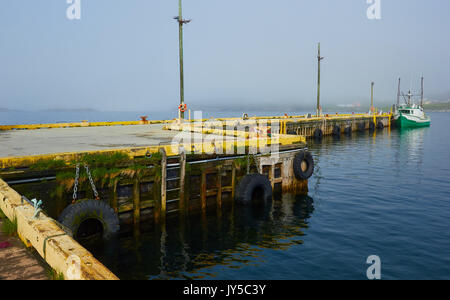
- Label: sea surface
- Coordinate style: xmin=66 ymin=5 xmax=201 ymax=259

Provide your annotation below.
xmin=3 ymin=110 xmax=450 ymax=279
xmin=0 ymin=110 xmax=296 ymax=125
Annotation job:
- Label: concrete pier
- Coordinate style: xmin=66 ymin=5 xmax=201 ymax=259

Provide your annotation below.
xmin=0 ymin=113 xmax=391 ymax=279
xmin=0 ymin=219 xmax=49 ymax=280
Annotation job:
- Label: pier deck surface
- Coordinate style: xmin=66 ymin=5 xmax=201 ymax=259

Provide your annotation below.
xmin=0 ymin=124 xmax=235 ymax=158
xmin=0 ymin=219 xmax=49 ymax=280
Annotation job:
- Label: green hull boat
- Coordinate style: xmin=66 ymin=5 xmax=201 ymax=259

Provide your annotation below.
xmin=394 ymin=109 xmax=431 ymax=128
xmin=393 ymin=78 xmax=431 ymax=128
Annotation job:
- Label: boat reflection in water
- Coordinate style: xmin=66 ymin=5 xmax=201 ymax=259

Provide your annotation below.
xmin=85 ymin=193 xmax=315 ymax=280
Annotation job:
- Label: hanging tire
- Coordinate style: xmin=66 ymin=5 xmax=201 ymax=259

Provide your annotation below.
xmin=236 ymin=174 xmax=272 ymax=205
xmin=313 ymin=128 xmax=323 ymax=139
xmin=377 ymin=121 xmax=384 ymax=129
xmin=58 ymin=200 xmax=120 ymax=239
xmin=332 ymin=125 xmax=341 ymax=136
xmin=369 ymin=121 xmax=376 ymax=131
xmin=293 ymin=150 xmax=314 ymax=180
xmin=358 ymin=122 xmax=365 ymax=132
xmin=344 ymin=126 xmax=352 ymax=135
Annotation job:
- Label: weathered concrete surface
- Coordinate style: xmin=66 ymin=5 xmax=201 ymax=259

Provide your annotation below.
xmin=0 ymin=179 xmax=119 ymax=280
xmin=0 ymin=220 xmax=49 ymax=280
xmin=0 ymin=124 xmax=232 ymax=158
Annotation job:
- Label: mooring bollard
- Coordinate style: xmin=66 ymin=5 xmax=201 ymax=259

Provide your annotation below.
xmin=31 ymin=198 xmax=42 ymax=219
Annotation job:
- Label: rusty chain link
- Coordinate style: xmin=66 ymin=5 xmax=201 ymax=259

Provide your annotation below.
xmin=72 ymin=163 xmax=99 ymax=202
xmin=84 ymin=163 xmax=99 ymax=200
xmin=72 ymin=164 xmax=80 ymax=202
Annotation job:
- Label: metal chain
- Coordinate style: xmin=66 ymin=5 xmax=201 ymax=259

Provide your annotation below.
xmin=246 ymin=154 xmax=250 ymax=174
xmin=84 ymin=164 xmax=99 ymax=200
xmin=72 ymin=164 xmax=80 ymax=202
xmin=252 ymin=154 xmax=261 ymax=174
xmin=72 ymin=163 xmax=100 ymax=202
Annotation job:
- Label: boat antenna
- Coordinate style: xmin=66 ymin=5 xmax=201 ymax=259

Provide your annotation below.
xmin=420 ymin=77 xmax=424 ymax=107
xmin=397 ymin=78 xmax=401 ymax=106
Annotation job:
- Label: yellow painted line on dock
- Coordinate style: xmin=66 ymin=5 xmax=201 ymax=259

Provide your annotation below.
xmin=168 ymin=113 xmax=392 ymax=131
xmin=167 ymin=121 xmax=306 ymax=139
xmin=0 ymin=179 xmax=119 ymax=280
xmin=239 ymin=113 xmax=392 ymax=125
xmin=0 ymin=132 xmax=305 ymax=169
xmin=0 ymin=113 xmax=391 ymax=131
xmin=0 ymin=119 xmax=174 ymax=131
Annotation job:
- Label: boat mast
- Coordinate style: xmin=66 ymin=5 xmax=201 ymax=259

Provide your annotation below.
xmin=397 ymin=78 xmax=401 ymax=107
xmin=420 ymin=77 xmax=424 ymax=107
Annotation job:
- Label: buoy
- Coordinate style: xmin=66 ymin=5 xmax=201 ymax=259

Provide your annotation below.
xmin=178 ymin=103 xmax=187 ymax=112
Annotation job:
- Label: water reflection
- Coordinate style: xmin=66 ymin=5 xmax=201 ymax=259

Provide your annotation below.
xmin=398 ymin=127 xmax=426 ymax=161
xmin=85 ymin=127 xmax=433 ymax=280
xmin=85 ymin=194 xmax=314 ymax=280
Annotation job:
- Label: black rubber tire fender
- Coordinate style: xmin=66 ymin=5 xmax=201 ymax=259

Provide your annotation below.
xmin=236 ymin=174 xmax=273 ymax=205
xmin=377 ymin=121 xmax=384 ymax=129
xmin=344 ymin=126 xmax=352 ymax=135
xmin=369 ymin=121 xmax=376 ymax=131
xmin=58 ymin=200 xmax=120 ymax=239
xmin=293 ymin=151 xmax=314 ymax=180
xmin=358 ymin=122 xmax=366 ymax=132
xmin=332 ymin=125 xmax=341 ymax=136
xmin=313 ymin=128 xmax=323 ymax=139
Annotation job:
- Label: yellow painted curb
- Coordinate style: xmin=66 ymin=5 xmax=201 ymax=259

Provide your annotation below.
xmin=0 ymin=179 xmax=119 ymax=280
xmin=0 ymin=120 xmax=173 ymax=131
xmin=0 ymin=135 xmax=305 ymax=169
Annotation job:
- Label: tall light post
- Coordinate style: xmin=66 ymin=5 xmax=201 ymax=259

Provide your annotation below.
xmin=370 ymin=82 xmax=375 ymax=113
xmin=316 ymin=43 xmax=324 ymax=116
xmin=174 ymin=0 xmax=191 ymax=119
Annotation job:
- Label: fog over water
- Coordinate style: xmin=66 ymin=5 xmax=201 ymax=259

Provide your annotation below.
xmin=1 ymin=1 xmax=450 ymax=112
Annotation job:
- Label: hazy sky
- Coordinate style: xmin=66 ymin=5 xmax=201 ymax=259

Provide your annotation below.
xmin=1 ymin=0 xmax=449 ymax=111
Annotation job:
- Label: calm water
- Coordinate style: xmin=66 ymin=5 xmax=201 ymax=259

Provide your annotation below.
xmin=77 ymin=112 xmax=449 ymax=280
xmin=5 ymin=111 xmax=449 ymax=279
xmin=0 ymin=110 xmax=296 ymax=125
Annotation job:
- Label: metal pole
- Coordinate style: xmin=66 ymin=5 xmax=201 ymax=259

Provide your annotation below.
xmin=316 ymin=43 xmax=323 ymax=116
xmin=178 ymin=0 xmax=185 ymax=119
xmin=371 ymin=82 xmax=374 ymax=113
xmin=397 ymin=78 xmax=401 ymax=106
xmin=421 ymin=77 xmax=424 ymax=107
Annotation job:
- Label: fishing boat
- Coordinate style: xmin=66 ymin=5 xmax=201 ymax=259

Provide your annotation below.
xmin=393 ymin=78 xmax=431 ymax=128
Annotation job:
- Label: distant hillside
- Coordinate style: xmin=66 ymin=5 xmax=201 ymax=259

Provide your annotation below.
xmin=429 ymin=92 xmax=450 ymax=103
xmin=423 ymin=102 xmax=450 ymax=112
xmin=42 ymin=108 xmax=98 ymax=112
xmin=0 ymin=107 xmax=9 ymax=112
